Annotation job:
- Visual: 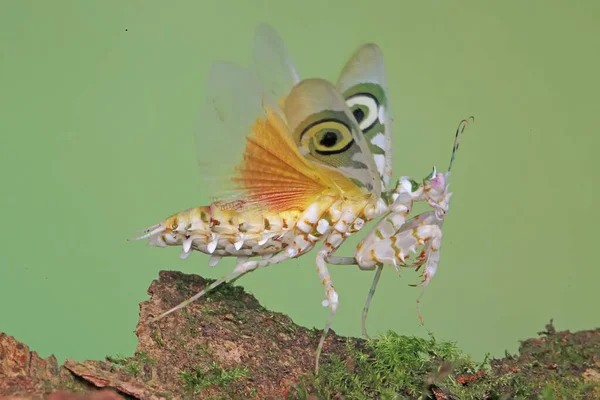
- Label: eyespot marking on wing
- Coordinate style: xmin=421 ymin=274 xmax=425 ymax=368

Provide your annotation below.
xmin=346 ymin=93 xmax=379 ymax=132
xmin=300 ymin=119 xmax=355 ymax=156
xmin=284 ymin=78 xmax=382 ymax=198
xmin=337 ymin=43 xmax=393 ymax=190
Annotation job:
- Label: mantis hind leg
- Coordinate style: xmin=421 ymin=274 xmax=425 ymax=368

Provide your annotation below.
xmin=325 ymin=255 xmax=381 ymax=340
xmin=148 ymin=250 xmax=296 ymax=324
xmin=362 ymin=264 xmax=383 ymax=339
xmin=314 ymin=247 xmax=339 ymax=376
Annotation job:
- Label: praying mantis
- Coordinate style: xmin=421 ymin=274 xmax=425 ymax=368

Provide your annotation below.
xmin=130 ymin=24 xmax=473 ymax=374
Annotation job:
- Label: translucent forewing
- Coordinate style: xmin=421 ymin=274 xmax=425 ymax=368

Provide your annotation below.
xmin=254 ymin=25 xmax=386 ymax=198
xmin=134 ymin=24 xmax=399 ymax=376
xmin=252 ymin=24 xmax=301 ymax=103
xmin=194 ymin=62 xmax=274 ymax=209
xmin=337 ymin=44 xmax=394 ymax=191
xmin=194 ymin=25 xmax=304 ymax=211
xmin=195 ymin=63 xmax=340 ymax=214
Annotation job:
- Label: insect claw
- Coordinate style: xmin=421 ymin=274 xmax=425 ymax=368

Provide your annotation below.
xmin=398 ymin=252 xmax=406 ymax=262
xmin=416 ymin=286 xmax=428 ymax=326
xmin=392 ymin=259 xmax=400 ymax=274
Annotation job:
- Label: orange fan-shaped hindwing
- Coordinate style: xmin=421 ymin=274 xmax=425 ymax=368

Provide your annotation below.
xmin=230 ymin=109 xmax=336 ymax=212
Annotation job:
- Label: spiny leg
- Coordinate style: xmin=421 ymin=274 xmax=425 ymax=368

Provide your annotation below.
xmin=324 ymin=168 xmax=451 ymax=336
xmin=148 ymin=249 xmax=298 ymax=324
xmin=414 ymin=247 xmax=438 ymax=325
xmin=325 ymin=254 xmax=381 ymax=339
xmin=323 ymin=210 xmax=443 ymax=338
xmin=319 ymin=161 xmax=459 ymax=346
xmin=353 ymin=155 xmax=459 ymax=325
xmin=314 ymin=232 xmax=350 ymax=375
xmin=362 ymin=263 xmax=383 ymax=339
xmin=409 ymin=223 xmax=444 ymax=325
xmin=314 ymin=249 xmax=337 ymax=376
xmin=402 ymin=116 xmax=473 ymax=323
xmin=323 ymin=188 xmax=416 ymax=339
xmin=148 ymin=267 xmax=249 ymax=324
xmin=340 ymin=117 xmax=471 ymax=331
xmin=325 ymin=213 xmax=443 ymax=335
xmin=226 ymin=253 xmax=272 ymax=286
xmin=326 ymin=256 xmax=359 ymax=265
xmin=353 ymin=191 xmax=417 ymax=336
xmin=389 ymin=211 xmax=444 ymax=325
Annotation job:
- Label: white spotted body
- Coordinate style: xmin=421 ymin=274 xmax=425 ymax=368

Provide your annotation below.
xmin=137 ymin=195 xmax=387 ymax=264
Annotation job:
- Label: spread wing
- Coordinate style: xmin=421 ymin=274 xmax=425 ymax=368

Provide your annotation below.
xmin=337 ymin=43 xmax=394 ymax=190
xmin=194 ymin=62 xmax=333 ymax=213
xmin=251 ymin=23 xmax=301 ymax=103
xmin=194 ymin=25 xmax=381 ymax=214
xmin=251 ymin=24 xmax=390 ymax=194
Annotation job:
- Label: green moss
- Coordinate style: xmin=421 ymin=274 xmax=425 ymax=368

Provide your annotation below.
xmin=290 ymin=331 xmax=473 ymax=399
xmin=107 ymin=351 xmax=156 ymax=378
xmin=176 ymin=280 xmax=188 ymax=295
xmin=539 ymin=378 xmax=599 ymax=400
xmin=289 ymin=326 xmax=600 ymax=399
xmin=179 ymin=361 xmax=250 ymax=396
xmin=205 ymin=279 xmax=247 ymax=302
xmin=236 ymin=312 xmax=247 ymax=321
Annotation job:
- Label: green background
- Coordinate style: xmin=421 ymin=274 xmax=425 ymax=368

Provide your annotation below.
xmin=1 ymin=1 xmax=598 ymax=365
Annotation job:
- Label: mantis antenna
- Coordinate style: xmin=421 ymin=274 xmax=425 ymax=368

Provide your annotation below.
xmin=448 ymin=116 xmax=475 ymax=172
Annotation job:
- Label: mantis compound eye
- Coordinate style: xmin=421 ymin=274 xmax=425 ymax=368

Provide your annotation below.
xmin=424 ymin=166 xmax=437 ymax=182
xmin=399 ymin=177 xmax=420 ymax=193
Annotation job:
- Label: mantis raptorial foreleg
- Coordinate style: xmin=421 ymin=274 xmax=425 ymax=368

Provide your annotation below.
xmin=326 ymin=116 xmax=474 ymax=337
xmin=326 ymin=207 xmax=445 ymax=338
xmin=323 ymin=172 xmax=429 ymax=337
xmin=359 ymin=209 xmax=444 ymax=324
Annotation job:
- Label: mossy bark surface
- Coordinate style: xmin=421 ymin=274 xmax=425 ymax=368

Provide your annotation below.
xmin=1 ymin=271 xmax=598 ymax=399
